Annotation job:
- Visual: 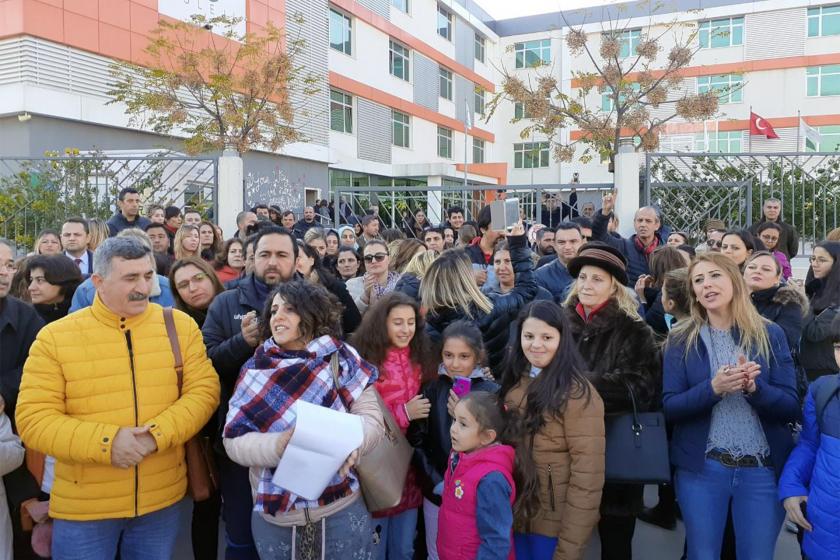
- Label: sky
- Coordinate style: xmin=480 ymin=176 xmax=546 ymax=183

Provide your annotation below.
xmin=476 ymin=0 xmax=629 ymax=20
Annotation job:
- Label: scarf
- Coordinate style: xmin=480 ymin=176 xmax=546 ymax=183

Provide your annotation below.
xmin=373 ymin=271 xmax=401 ymax=299
xmin=634 ymin=235 xmax=660 ymax=259
xmin=575 ymin=300 xmax=610 ymax=322
xmin=224 ymin=335 xmax=378 ymax=515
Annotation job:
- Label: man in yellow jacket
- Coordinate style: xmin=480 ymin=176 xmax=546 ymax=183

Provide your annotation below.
xmin=15 ymin=237 xmax=220 ymax=560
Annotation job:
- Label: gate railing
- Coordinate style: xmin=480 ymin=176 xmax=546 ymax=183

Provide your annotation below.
xmin=0 ymin=153 xmax=218 ymax=251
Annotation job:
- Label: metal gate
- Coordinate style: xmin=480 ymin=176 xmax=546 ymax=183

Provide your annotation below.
xmin=0 ymin=152 xmax=218 ymax=251
xmin=645 ymin=152 xmax=840 ymax=250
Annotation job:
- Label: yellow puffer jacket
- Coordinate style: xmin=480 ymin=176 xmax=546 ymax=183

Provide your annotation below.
xmin=15 ymin=295 xmax=220 ymax=521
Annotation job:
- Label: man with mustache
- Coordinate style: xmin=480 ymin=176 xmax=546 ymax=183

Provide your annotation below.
xmin=15 ymin=237 xmax=219 ymax=559
xmin=202 ymin=226 xmax=298 ymax=559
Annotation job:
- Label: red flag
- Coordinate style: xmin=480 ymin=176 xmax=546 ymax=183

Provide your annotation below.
xmin=749 ymin=112 xmax=779 ymax=139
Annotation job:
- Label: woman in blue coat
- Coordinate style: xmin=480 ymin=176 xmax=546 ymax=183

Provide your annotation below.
xmin=779 ymin=317 xmax=840 ymax=560
xmin=663 ymin=252 xmax=800 ymax=560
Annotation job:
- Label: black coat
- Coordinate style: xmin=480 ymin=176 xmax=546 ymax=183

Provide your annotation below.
xmin=0 ymin=296 xmax=44 ymax=430
xmin=749 ymin=219 xmax=800 ymax=259
xmin=394 ymin=273 xmax=421 ymax=302
xmin=642 ymin=287 xmax=668 ymax=339
xmin=407 ymin=374 xmax=499 ymax=505
xmin=565 ymin=297 xmax=662 ymax=516
xmin=801 ymin=305 xmax=840 ymax=380
xmin=751 ymin=284 xmax=807 ymax=352
xmin=425 ymin=234 xmax=538 ymax=373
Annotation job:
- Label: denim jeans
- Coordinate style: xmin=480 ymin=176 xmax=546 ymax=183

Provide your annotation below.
xmin=251 ymin=496 xmax=374 ymax=560
xmin=676 ymin=458 xmax=784 ymax=560
xmin=423 ymin=499 xmax=440 ymax=560
xmin=513 ymin=533 xmax=559 ymax=560
xmin=220 ymin=455 xmax=259 ymax=559
xmin=51 ymin=499 xmax=186 ymax=560
xmin=374 ymin=508 xmax=417 ymax=560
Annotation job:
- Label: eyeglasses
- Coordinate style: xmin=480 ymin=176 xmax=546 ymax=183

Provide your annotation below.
xmin=0 ymin=262 xmax=16 ymax=272
xmin=363 ymin=253 xmax=388 ymax=263
xmin=708 ymin=240 xmax=722 ymax=248
xmin=175 ymin=272 xmax=209 ymax=291
xmin=581 ymin=236 xmax=591 ymax=242
xmin=810 ymin=256 xmax=832 ymax=264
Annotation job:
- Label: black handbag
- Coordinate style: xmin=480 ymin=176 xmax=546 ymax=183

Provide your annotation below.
xmin=604 ymin=381 xmax=670 ymax=484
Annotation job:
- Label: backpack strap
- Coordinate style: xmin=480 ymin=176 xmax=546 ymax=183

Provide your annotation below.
xmin=163 ymin=307 xmax=184 ymax=396
xmin=814 ymin=374 xmax=840 ymax=433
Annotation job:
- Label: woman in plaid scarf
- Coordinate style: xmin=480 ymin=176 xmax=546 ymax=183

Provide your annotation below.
xmin=224 ymin=280 xmax=385 ymax=560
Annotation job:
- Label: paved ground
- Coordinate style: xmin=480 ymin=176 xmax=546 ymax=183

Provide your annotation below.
xmin=173 ymin=488 xmax=802 ymax=559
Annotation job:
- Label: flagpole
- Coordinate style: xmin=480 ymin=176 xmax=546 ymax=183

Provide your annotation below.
xmin=464 ymin=97 xmax=470 ymax=205
xmin=796 ymin=110 xmax=801 ymax=152
xmin=748 ymin=105 xmax=752 ymax=153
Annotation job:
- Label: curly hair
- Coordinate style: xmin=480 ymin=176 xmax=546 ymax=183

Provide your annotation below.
xmin=260 ymin=280 xmax=343 ymax=343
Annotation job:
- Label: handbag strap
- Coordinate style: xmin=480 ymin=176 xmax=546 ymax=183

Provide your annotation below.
xmin=163 ymin=307 xmax=184 ymax=397
xmin=619 ymin=378 xmax=641 ymax=433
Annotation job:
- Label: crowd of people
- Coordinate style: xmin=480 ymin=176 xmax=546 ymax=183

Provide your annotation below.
xmin=1 ymin=185 xmax=839 ymax=560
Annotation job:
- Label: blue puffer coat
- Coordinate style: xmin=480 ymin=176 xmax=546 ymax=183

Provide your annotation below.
xmin=779 ymin=374 xmax=840 ymax=560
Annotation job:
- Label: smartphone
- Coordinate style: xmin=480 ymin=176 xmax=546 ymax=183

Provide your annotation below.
xmin=452 ymin=377 xmax=471 ymax=398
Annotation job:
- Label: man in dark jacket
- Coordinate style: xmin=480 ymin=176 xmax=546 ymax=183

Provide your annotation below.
xmin=293 ymin=206 xmax=318 ymax=239
xmin=535 ymin=222 xmax=583 ymax=302
xmin=749 ymin=197 xmax=800 ymax=259
xmin=592 ymin=192 xmax=663 ymax=286
xmin=202 ymin=226 xmax=298 ymax=560
xmin=0 ymin=238 xmax=45 ymax=559
xmin=106 ymin=187 xmax=151 ymax=236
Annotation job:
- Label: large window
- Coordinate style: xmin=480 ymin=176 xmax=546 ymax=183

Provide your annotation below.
xmin=693 ymin=131 xmax=742 ymax=153
xmin=437 ymin=5 xmax=452 ymax=41
xmin=391 ymin=0 xmax=408 ymax=13
xmin=808 ymin=5 xmax=840 ymax=37
xmin=697 ymin=74 xmax=743 ymax=104
xmin=474 ymin=87 xmax=485 ymax=117
xmin=439 ymin=67 xmax=453 ymax=100
xmin=389 ymin=40 xmax=410 ymax=81
xmin=514 ymin=102 xmax=533 ymax=120
xmin=699 ymin=17 xmax=744 ymax=48
xmin=473 ymin=138 xmax=485 ymax=163
xmin=515 ymin=39 xmax=551 ymax=69
xmin=514 ymin=142 xmax=550 ymax=168
xmin=807 ymin=65 xmax=840 ymax=96
xmin=601 ymin=83 xmax=641 ymax=112
xmin=330 ymin=90 xmax=353 ymax=134
xmin=475 ymin=34 xmax=486 ymax=63
xmin=806 ymin=125 xmax=840 ymax=151
xmin=329 ymin=9 xmax=352 ymax=55
xmin=438 ymin=126 xmax=452 ymax=158
xmin=392 ymin=110 xmax=410 ymax=147
xmin=617 ymin=29 xmax=641 ymax=58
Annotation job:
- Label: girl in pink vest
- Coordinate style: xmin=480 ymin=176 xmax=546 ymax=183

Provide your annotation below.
xmin=438 ymin=391 xmax=534 ymax=560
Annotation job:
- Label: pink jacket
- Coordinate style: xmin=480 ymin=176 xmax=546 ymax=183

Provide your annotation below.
xmin=373 ymin=346 xmax=423 ymax=516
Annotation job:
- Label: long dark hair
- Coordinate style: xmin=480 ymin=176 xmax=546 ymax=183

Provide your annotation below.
xmin=27 ymin=255 xmax=83 ymax=300
xmin=500 ymin=301 xmax=592 ymax=432
xmin=260 ymin=280 xmax=343 ymax=343
xmin=214 ymin=238 xmax=244 ymax=271
xmin=457 ymin=391 xmax=536 ymax=518
xmin=350 ymin=292 xmax=434 ymax=381
xmin=806 ymin=241 xmax=840 ymax=312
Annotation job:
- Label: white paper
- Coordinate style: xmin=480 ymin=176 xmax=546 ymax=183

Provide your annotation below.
xmin=272 ymin=400 xmax=364 ymax=500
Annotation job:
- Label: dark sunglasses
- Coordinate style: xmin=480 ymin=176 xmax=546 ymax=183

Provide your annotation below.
xmin=364 ymin=253 xmax=388 ymax=263
xmin=708 ymin=240 xmax=722 ymax=248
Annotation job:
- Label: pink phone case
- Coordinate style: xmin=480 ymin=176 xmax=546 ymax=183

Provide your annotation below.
xmin=453 ymin=377 xmax=471 ymax=397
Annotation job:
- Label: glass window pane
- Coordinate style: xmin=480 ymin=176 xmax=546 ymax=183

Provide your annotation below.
xmin=808 ymin=75 xmax=818 ymax=96
xmin=809 ymin=16 xmax=820 ymax=37
xmin=822 ymin=72 xmax=840 ymax=95
xmin=514 ymin=152 xmax=523 ymax=168
xmin=699 ymin=28 xmax=709 ymax=48
xmin=731 ymin=25 xmax=743 ymax=45
xmin=824 ymin=13 xmax=840 ymax=35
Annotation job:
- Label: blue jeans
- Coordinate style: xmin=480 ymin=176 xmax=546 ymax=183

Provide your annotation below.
xmin=514 ymin=533 xmax=559 ymax=560
xmin=51 ymin=499 xmax=186 ymax=560
xmin=676 ymin=458 xmax=784 ymax=560
xmin=221 ymin=456 xmax=259 ymax=559
xmin=374 ymin=508 xmax=417 ymax=560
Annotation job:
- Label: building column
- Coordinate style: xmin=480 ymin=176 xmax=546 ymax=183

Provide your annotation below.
xmin=218 ymin=149 xmax=244 ymax=238
xmin=427 ymin=175 xmax=444 ymax=225
xmin=614 ymin=139 xmax=640 ymax=238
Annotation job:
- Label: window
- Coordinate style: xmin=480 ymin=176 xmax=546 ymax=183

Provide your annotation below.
xmin=392 ymin=110 xmax=410 ymax=147
xmin=515 ymin=39 xmax=551 ymax=69
xmin=474 ymin=87 xmax=485 ymax=117
xmin=437 ymin=126 xmax=452 ymax=158
xmin=330 ymin=90 xmax=353 ymax=134
xmin=616 ymin=29 xmax=641 ymax=58
xmin=697 ymin=74 xmax=743 ymax=104
xmin=699 ymin=17 xmax=744 ymax=48
xmin=330 ymin=10 xmax=352 ymax=55
xmin=601 ymin=83 xmax=641 ymax=112
xmin=437 ymin=5 xmax=452 ymax=41
xmin=473 ymin=138 xmax=485 ymax=163
xmin=391 ymin=0 xmax=408 ymax=13
xmin=439 ymin=67 xmax=453 ymax=100
xmin=693 ymin=131 xmax=742 ymax=153
xmin=475 ymin=34 xmax=486 ymax=63
xmin=390 ymin=40 xmax=410 ymax=81
xmin=806 ymin=125 xmax=840 ymax=151
xmin=807 ymin=65 xmax=840 ymax=96
xmin=809 ymin=6 xmax=840 ymax=37
xmin=514 ymin=142 xmax=550 ymax=168
xmin=514 ymin=102 xmax=532 ymax=120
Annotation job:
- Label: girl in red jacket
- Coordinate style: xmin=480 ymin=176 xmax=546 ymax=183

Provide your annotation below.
xmin=438 ymin=391 xmax=533 ymax=560
xmin=351 ymin=292 xmax=435 ymax=560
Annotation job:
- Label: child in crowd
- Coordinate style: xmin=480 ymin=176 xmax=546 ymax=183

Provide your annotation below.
xmin=0 ymin=401 xmax=25 ymax=560
xmin=437 ymin=392 xmax=526 ymax=560
xmin=408 ymin=321 xmax=498 ymax=560
xmin=661 ymin=267 xmax=691 ymax=332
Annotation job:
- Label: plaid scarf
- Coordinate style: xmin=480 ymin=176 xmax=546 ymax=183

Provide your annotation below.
xmin=224 ymin=335 xmax=378 ymax=515
xmin=634 ymin=235 xmax=660 ymax=259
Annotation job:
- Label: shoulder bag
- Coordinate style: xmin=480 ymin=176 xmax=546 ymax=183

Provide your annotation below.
xmin=163 ymin=307 xmax=219 ymax=502
xmin=330 ymin=353 xmax=413 ymax=512
xmin=604 ymin=379 xmax=670 ymax=484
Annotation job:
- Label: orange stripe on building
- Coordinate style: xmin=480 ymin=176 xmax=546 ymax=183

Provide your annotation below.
xmin=455 ymin=162 xmax=508 ymax=186
xmin=570 ymin=53 xmax=840 ymax=88
xmin=330 ymin=71 xmax=495 ymax=142
xmin=329 ymin=0 xmax=495 ymax=93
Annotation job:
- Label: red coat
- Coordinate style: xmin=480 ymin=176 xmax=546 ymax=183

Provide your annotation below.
xmin=214 ymin=265 xmax=242 ymax=284
xmin=373 ymin=346 xmax=423 ymax=517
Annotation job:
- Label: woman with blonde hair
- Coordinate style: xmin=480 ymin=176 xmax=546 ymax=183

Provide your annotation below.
xmin=174 ymin=224 xmax=201 ymax=260
xmin=563 ymin=241 xmax=661 ymax=560
xmin=86 ymin=218 xmax=110 ymax=252
xmin=663 ymin=252 xmax=798 ymax=559
xmin=303 ymin=227 xmax=328 ymax=257
xmin=421 ymin=220 xmax=537 ymax=374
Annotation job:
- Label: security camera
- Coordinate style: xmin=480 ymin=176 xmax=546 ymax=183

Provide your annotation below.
xmin=18 ymin=112 xmax=31 ymax=122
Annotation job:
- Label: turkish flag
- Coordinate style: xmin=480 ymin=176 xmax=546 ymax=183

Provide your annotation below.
xmin=749 ymin=112 xmax=780 ymax=139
